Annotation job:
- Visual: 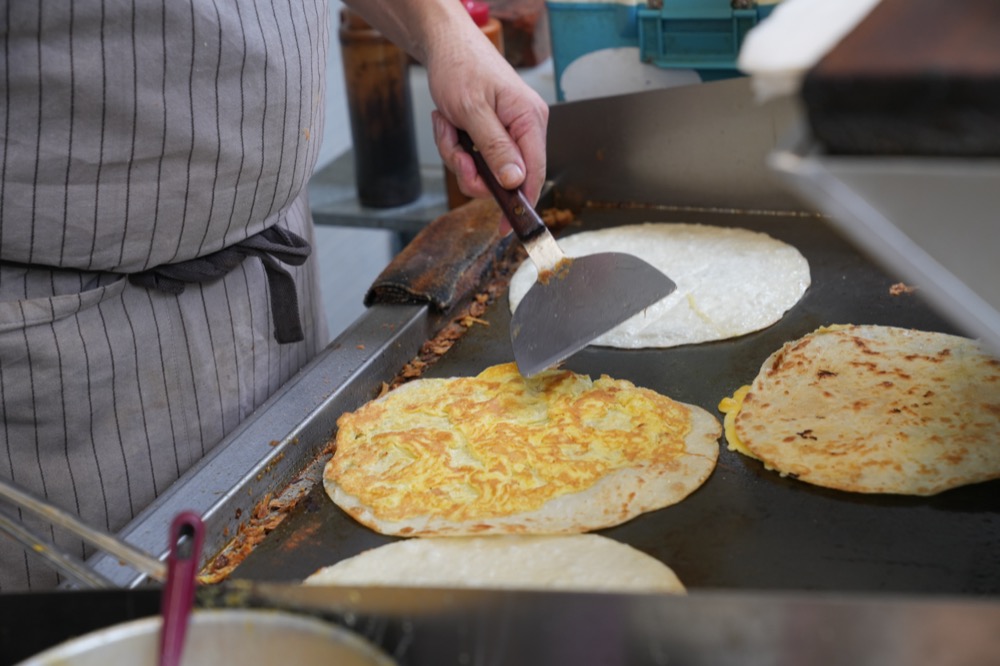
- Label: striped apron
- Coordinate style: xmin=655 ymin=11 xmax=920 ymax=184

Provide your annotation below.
xmin=0 ymin=0 xmax=331 ymax=590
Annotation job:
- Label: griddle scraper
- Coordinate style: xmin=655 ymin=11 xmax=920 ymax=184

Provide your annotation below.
xmin=458 ymin=131 xmax=676 ymax=377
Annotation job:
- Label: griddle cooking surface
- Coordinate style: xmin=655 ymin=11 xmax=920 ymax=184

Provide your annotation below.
xmin=234 ymin=208 xmax=1000 ymax=594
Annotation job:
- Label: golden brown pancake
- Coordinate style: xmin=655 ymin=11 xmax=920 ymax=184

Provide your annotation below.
xmin=720 ymin=325 xmax=1000 ymax=495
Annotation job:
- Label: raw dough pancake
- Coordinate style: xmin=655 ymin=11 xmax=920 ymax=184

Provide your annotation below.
xmin=720 ymin=325 xmax=1000 ymax=495
xmin=508 ymin=223 xmax=810 ymax=349
xmin=304 ymin=534 xmax=685 ymax=594
xmin=324 ymin=363 xmax=720 ymax=536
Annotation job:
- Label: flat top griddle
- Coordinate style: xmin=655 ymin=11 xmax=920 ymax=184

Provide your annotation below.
xmin=232 ymin=206 xmax=1000 ymax=596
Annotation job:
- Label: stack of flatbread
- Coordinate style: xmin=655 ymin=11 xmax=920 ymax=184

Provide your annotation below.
xmin=720 ymin=325 xmax=1000 ymax=495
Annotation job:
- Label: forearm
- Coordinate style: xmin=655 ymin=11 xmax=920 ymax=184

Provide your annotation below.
xmin=343 ymin=0 xmax=549 ymax=206
xmin=343 ymin=0 xmax=480 ymax=66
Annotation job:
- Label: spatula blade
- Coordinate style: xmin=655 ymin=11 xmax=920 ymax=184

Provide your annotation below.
xmin=511 ymin=251 xmax=676 ymax=377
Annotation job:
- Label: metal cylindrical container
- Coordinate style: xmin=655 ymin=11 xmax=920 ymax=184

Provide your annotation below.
xmin=340 ymin=9 xmax=421 ymax=208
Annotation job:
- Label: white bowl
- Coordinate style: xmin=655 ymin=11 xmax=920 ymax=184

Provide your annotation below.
xmin=16 ymin=608 xmax=395 ymax=666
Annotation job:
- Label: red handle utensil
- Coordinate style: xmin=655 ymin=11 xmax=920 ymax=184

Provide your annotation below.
xmin=159 ymin=511 xmax=204 ymax=666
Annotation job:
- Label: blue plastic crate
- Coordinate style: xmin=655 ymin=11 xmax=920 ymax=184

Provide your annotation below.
xmin=637 ymin=0 xmax=772 ymax=70
xmin=547 ymin=1 xmax=777 ymax=100
xmin=547 ymin=2 xmax=642 ymax=101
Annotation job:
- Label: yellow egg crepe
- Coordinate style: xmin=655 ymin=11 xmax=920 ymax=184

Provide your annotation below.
xmin=324 ymin=363 xmax=720 ymax=535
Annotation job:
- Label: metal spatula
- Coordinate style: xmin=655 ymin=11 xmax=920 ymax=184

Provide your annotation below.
xmin=457 ymin=131 xmax=677 ymax=377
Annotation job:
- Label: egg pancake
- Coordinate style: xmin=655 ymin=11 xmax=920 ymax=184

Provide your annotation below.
xmin=720 ymin=325 xmax=1000 ymax=495
xmin=508 ymin=223 xmax=810 ymax=349
xmin=324 ymin=363 xmax=720 ymax=535
xmin=304 ymin=534 xmax=686 ymax=594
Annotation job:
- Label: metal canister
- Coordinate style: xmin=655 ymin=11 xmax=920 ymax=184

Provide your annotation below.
xmin=339 ymin=9 xmax=421 ymax=208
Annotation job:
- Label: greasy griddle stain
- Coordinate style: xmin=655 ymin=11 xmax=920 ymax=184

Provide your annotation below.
xmin=201 ymin=492 xmax=285 ymax=584
xmin=890 ymin=282 xmax=918 ymax=296
xmin=278 ymin=519 xmax=323 ymax=554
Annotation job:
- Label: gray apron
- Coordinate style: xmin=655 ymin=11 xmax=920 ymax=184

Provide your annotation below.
xmin=0 ymin=0 xmax=331 ymax=590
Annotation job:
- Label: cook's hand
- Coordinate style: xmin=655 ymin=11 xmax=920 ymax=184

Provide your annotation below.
xmin=344 ymin=0 xmax=548 ymax=223
xmin=426 ymin=35 xmax=548 ymax=212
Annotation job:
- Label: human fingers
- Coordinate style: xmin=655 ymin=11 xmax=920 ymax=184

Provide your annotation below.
xmin=502 ymin=93 xmax=548 ymax=206
xmin=433 ymin=109 xmax=491 ymax=200
xmin=433 ymin=110 xmax=513 ymax=234
xmin=449 ymin=81 xmax=548 ymax=205
xmin=428 ymin=44 xmax=548 ymax=202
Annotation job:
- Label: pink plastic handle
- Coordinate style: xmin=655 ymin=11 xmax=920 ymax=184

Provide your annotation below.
xmin=159 ymin=511 xmax=205 ymax=666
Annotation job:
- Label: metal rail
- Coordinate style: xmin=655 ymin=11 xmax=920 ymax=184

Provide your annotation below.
xmin=85 ymin=304 xmax=435 ymax=588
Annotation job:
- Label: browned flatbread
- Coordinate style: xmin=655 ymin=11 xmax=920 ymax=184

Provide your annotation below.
xmin=324 ymin=363 xmax=720 ymax=536
xmin=722 ymin=325 xmax=1000 ymax=495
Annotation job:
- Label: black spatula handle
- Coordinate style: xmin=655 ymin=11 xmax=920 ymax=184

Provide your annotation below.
xmin=456 ymin=130 xmax=546 ymax=244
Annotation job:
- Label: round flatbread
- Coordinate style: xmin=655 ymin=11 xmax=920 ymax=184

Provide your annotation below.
xmin=304 ymin=534 xmax=685 ymax=594
xmin=721 ymin=325 xmax=1000 ymax=495
xmin=508 ymin=223 xmax=810 ymax=349
xmin=324 ymin=363 xmax=720 ymax=536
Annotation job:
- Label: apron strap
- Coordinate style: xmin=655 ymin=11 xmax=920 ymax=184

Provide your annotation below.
xmin=129 ymin=227 xmax=312 ymax=344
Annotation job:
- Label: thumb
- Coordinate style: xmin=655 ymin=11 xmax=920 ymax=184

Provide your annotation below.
xmin=464 ymin=117 xmax=527 ymax=192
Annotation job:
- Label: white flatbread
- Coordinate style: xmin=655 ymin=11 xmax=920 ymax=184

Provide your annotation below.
xmin=304 ymin=535 xmax=685 ymax=594
xmin=508 ymin=223 xmax=810 ymax=349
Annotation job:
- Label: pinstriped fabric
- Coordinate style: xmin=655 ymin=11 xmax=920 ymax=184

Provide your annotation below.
xmin=0 ymin=0 xmax=330 ymax=590
xmin=1 ymin=0 xmax=327 ymax=272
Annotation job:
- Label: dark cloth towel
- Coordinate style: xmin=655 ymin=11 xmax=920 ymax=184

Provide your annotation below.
xmin=130 ymin=226 xmax=311 ymax=343
xmin=365 ymin=198 xmax=508 ymax=311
